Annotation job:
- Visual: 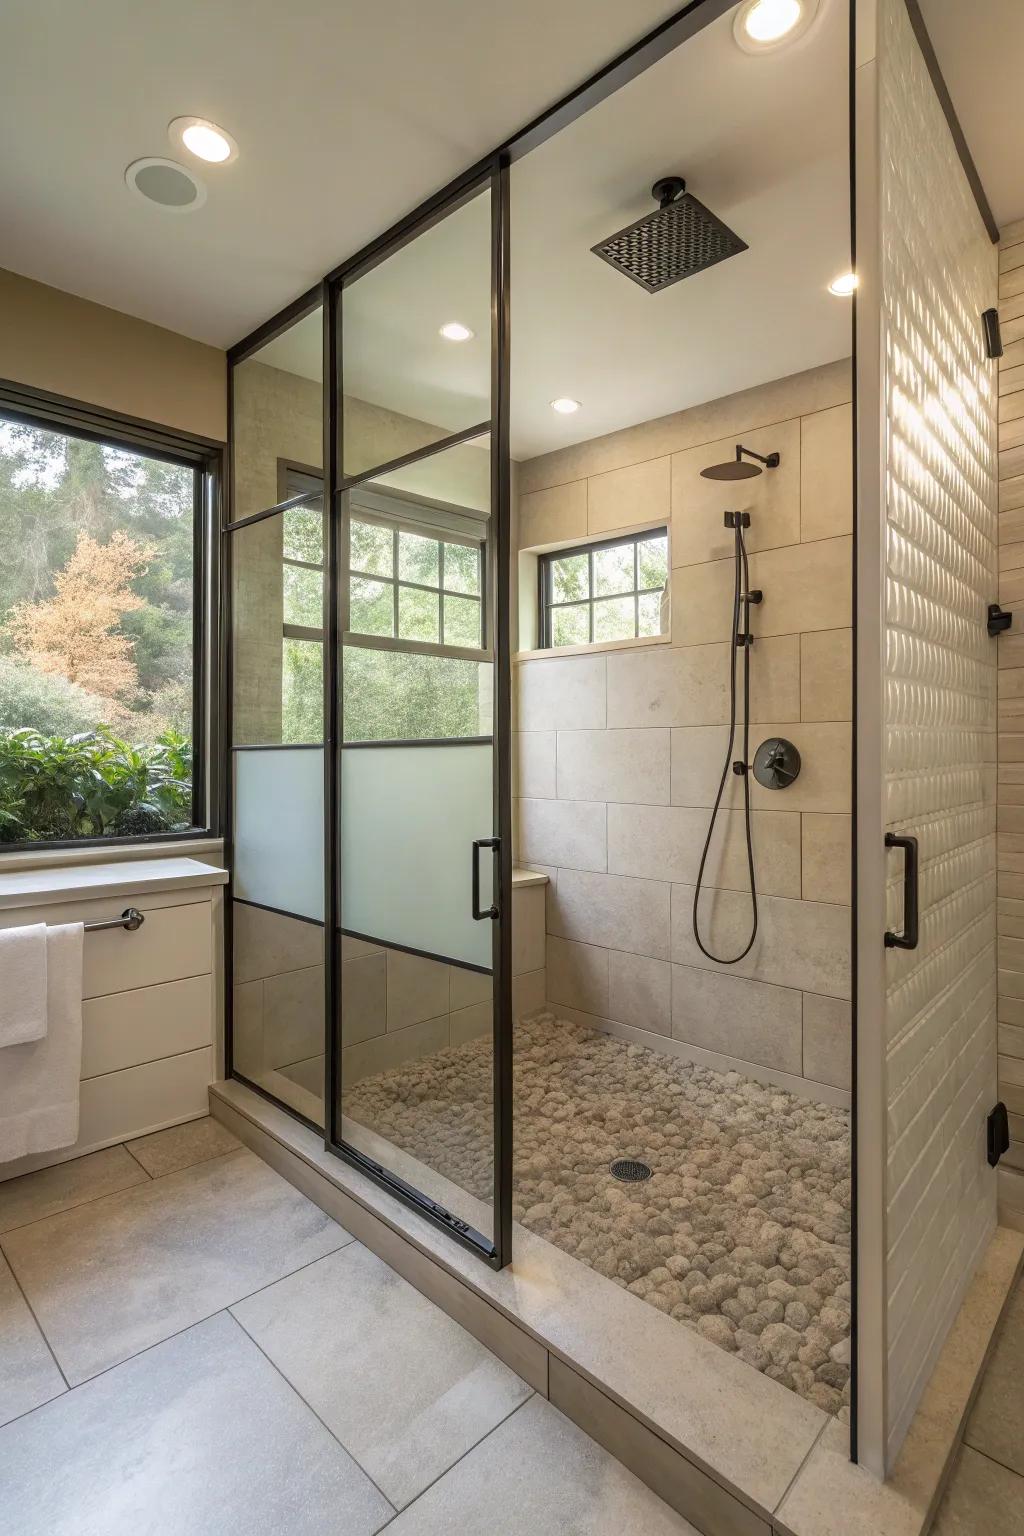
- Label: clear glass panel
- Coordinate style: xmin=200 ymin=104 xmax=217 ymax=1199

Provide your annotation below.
xmin=398 ymin=585 xmax=439 ymax=643
xmin=551 ymin=552 xmax=589 ymax=603
xmin=638 ymin=533 xmax=669 ymax=590
xmin=444 ymin=594 xmax=482 ymax=648
xmin=283 ymin=563 xmax=323 ymax=628
xmin=593 ymin=542 xmax=634 ymax=597
xmin=282 ymin=638 xmax=324 ymax=742
xmin=399 ymin=530 xmax=440 ymax=586
xmin=638 ymin=590 xmax=663 ymax=638
xmin=349 ymin=576 xmax=394 ymax=638
xmin=552 ymin=604 xmax=590 ymax=646
xmin=341 ymin=187 xmax=491 ymax=479
xmin=283 ymin=503 xmax=323 ymax=564
xmin=343 ymin=649 xmax=490 ymax=741
xmin=444 ymin=542 xmax=481 ymax=596
xmin=232 ymin=304 xmax=323 ymax=522
xmin=349 ymin=518 xmax=393 ymax=577
xmin=231 ymin=898 xmax=325 ymax=1127
xmin=593 ymin=595 xmax=635 ymax=642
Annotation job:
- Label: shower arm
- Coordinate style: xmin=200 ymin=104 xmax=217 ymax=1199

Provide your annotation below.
xmin=733 ymin=445 xmax=780 ymax=470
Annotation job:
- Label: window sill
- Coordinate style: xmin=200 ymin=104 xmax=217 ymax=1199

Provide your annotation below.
xmin=0 ymin=837 xmax=224 ymax=876
xmin=515 ymin=631 xmax=672 ymax=663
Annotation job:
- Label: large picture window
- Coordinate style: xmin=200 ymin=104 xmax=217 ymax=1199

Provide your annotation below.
xmin=538 ymin=526 xmax=668 ymax=649
xmin=0 ymin=397 xmax=211 ymax=847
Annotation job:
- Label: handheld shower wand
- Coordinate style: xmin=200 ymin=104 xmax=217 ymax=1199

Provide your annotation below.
xmin=691 ymin=511 xmax=761 ymax=964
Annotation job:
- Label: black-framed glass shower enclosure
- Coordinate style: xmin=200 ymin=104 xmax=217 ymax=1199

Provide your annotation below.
xmin=224 ymin=158 xmax=512 ymax=1266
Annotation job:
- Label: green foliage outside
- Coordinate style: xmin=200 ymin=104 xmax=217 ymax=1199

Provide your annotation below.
xmin=0 ymin=728 xmax=192 ymax=842
xmin=0 ymin=418 xmax=196 ymax=841
xmin=342 ymin=647 xmax=484 ymax=742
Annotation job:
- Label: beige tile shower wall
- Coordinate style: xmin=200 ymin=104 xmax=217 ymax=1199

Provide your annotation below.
xmin=514 ymin=362 xmax=853 ymax=1103
xmin=878 ymin=0 xmax=999 ymax=1468
xmin=996 ymin=214 xmax=1024 ymax=1210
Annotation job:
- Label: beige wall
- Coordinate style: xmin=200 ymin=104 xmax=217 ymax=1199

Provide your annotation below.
xmin=513 ymin=359 xmax=854 ymax=1105
xmin=0 ymin=267 xmax=225 ymax=442
xmin=995 ymin=214 xmax=1024 ymax=1224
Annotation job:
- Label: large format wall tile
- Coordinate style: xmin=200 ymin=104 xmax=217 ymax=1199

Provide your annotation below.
xmin=550 ymin=869 xmax=671 ymax=960
xmin=607 ymin=803 xmax=801 ymax=898
xmin=747 ymin=537 xmax=853 ymax=636
xmin=802 ymin=813 xmax=853 ymax=905
xmin=386 ymin=951 xmax=450 ymax=1031
xmin=801 ymin=404 xmax=854 ymax=541
xmin=671 ymin=418 xmax=801 ymax=565
xmin=547 ymin=936 xmax=610 ymax=1016
xmin=609 ymin=636 xmax=801 ymax=729
xmin=801 ymin=629 xmax=853 ymax=721
xmin=518 ymin=798 xmax=607 ymax=873
xmin=802 ymin=994 xmax=852 ymax=1090
xmin=587 ymin=457 xmax=670 ymax=537
xmin=671 ymin=965 xmax=803 ymax=1075
xmin=556 ymin=729 xmax=670 ymax=805
xmin=670 ymin=722 xmax=852 ymax=813
xmin=518 ymin=655 xmax=606 ymax=731
xmin=519 ymin=479 xmax=587 ymax=549
xmin=340 ymin=952 xmax=387 ymax=1047
xmin=263 ymin=965 xmax=325 ymax=1070
xmin=516 ymin=731 xmax=556 ymax=799
xmin=232 ymin=902 xmax=323 ymax=984
xmin=672 ymin=884 xmax=851 ymax=999
xmin=608 ymin=950 xmax=672 ymax=1035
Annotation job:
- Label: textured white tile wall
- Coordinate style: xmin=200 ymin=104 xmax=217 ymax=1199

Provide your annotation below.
xmin=878 ymin=0 xmax=999 ymax=1465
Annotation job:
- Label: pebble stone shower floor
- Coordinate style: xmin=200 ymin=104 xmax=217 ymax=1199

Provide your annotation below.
xmin=343 ymin=1013 xmax=852 ymax=1416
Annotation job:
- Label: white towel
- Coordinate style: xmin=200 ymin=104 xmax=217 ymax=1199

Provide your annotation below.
xmin=0 ymin=923 xmax=84 ymax=1163
xmin=0 ymin=923 xmax=47 ymax=1046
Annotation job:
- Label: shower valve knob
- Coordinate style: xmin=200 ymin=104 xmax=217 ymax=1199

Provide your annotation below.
xmin=752 ymin=737 xmax=801 ymax=790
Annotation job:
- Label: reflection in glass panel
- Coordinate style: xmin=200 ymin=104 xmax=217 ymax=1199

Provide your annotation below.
xmin=341 ymin=188 xmax=491 ymax=479
xmin=552 ymin=604 xmax=590 ymax=646
xmin=593 ymin=595 xmax=635 ymax=642
xmin=594 ymin=542 xmax=634 ymax=597
xmin=232 ymin=305 xmax=323 ymax=522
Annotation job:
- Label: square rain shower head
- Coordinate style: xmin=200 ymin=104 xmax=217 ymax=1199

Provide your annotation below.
xmin=592 ymin=179 xmax=748 ymax=295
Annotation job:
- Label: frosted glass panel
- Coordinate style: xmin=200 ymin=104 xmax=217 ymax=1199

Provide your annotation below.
xmin=340 ymin=743 xmax=493 ymax=968
xmin=234 ymin=748 xmax=324 ymax=922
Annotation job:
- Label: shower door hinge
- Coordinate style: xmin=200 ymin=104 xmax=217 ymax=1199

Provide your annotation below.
xmin=988 ymin=1103 xmax=1010 ymax=1167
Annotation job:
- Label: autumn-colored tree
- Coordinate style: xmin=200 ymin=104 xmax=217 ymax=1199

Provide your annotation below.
xmin=5 ymin=530 xmax=155 ymax=708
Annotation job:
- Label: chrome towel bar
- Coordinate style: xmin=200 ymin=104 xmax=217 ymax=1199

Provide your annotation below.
xmin=83 ymin=907 xmax=145 ymax=934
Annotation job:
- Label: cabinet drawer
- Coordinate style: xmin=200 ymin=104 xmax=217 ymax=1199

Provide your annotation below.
xmin=82 ymin=974 xmax=213 ymax=1079
xmin=84 ymin=900 xmax=211 ymax=998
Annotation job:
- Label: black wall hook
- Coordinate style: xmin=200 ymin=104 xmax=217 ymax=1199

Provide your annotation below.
xmin=988 ymin=603 xmax=1012 ymax=638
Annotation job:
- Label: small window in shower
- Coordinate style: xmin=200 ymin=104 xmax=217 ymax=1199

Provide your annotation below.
xmin=538 ymin=527 xmax=668 ymax=649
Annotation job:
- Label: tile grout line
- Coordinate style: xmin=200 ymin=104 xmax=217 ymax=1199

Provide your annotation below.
xmin=769 ymin=1413 xmax=831 ymax=1523
xmin=1 ymin=1251 xmax=70 ymax=1396
xmin=121 ymin=1142 xmax=156 ymax=1179
xmin=0 ymin=1234 xmax=362 ymax=1435
xmin=371 ymin=1394 xmax=537 ymax=1533
xmin=960 ymin=1437 xmax=1024 ymax=1485
xmin=226 ymin=1307 xmax=398 ymax=1519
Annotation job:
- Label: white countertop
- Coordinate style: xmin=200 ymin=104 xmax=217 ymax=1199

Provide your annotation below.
xmin=0 ymin=857 xmax=228 ymax=911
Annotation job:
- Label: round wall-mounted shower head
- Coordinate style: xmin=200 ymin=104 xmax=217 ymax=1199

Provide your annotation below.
xmin=699 ymin=443 xmax=780 ymax=481
xmin=700 ymin=459 xmax=764 ymax=481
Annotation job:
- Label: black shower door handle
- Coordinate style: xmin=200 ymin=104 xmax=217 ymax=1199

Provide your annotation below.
xmin=472 ymin=838 xmax=500 ymax=921
xmin=884 ymin=833 xmax=919 ymax=951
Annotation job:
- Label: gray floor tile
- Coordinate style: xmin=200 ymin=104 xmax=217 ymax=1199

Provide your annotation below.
xmin=0 ymin=1311 xmax=394 ymax=1536
xmin=964 ymin=1282 xmax=1024 ymax=1476
xmin=0 ymin=1253 xmax=65 ymax=1429
xmin=384 ymin=1394 xmax=700 ymax=1535
xmin=1 ymin=1149 xmax=351 ymax=1385
xmin=932 ymin=1446 xmax=1024 ymax=1536
xmin=0 ymin=1146 xmax=148 ymax=1234
xmin=126 ymin=1116 xmax=240 ymax=1178
xmin=232 ymin=1241 xmax=533 ymax=1508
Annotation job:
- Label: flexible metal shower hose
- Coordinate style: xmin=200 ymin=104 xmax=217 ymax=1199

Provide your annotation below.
xmin=691 ymin=518 xmax=758 ymax=964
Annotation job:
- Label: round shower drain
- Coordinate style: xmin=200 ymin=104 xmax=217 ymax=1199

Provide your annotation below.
xmin=610 ymin=1157 xmax=653 ymax=1183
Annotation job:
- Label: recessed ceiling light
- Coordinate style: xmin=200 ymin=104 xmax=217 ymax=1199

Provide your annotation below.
xmin=828 ymin=271 xmax=859 ymax=297
xmin=125 ymin=158 xmax=206 ymax=213
xmin=439 ymin=322 xmax=474 ymax=342
xmin=551 ymin=398 xmax=581 ymax=414
xmin=733 ymin=0 xmax=820 ymax=52
xmin=169 ymin=116 xmax=238 ymax=165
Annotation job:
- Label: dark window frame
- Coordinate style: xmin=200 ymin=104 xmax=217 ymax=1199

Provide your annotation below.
xmin=0 ymin=378 xmax=222 ymax=853
xmin=537 ymin=525 xmax=669 ymax=649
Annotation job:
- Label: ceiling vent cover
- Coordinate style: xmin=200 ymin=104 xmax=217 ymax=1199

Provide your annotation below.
xmin=125 ymin=158 xmax=206 ymax=213
xmin=592 ymin=177 xmax=747 ymax=294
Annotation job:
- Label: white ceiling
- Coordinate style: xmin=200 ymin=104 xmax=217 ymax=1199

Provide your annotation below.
xmin=253 ymin=1 xmax=852 ymax=459
xmin=918 ymin=0 xmax=1024 ymax=230
xmin=0 ymin=0 xmax=684 ymax=348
